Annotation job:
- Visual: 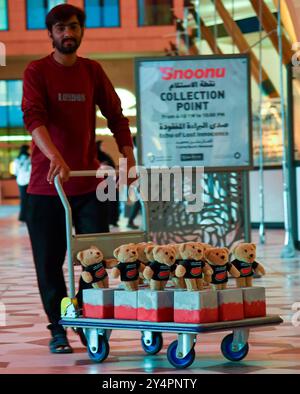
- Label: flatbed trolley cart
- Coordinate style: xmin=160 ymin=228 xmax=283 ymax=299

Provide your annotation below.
xmin=55 ymin=171 xmax=283 ymax=369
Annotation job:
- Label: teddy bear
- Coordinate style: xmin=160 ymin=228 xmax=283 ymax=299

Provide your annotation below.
xmin=168 ymin=243 xmax=186 ymax=289
xmin=135 ymin=241 xmax=155 ymax=285
xmin=143 ymin=245 xmax=176 ymax=290
xmin=231 ymin=242 xmax=266 ymax=287
xmin=175 ymin=242 xmax=213 ymax=291
xmin=111 ymin=243 xmax=145 ymax=291
xmin=144 ymin=243 xmax=156 ymax=263
xmin=76 ymin=245 xmax=114 ymax=289
xmin=205 ymin=247 xmax=240 ymax=290
xmin=200 ymin=242 xmax=214 ymax=284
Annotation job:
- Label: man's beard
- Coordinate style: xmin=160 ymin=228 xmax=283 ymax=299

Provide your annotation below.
xmin=53 ymin=37 xmax=81 ymax=54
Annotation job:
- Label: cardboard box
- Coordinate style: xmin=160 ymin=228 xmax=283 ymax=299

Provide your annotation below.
xmin=114 ymin=290 xmax=138 ymax=320
xmin=174 ymin=290 xmax=218 ymax=323
xmin=138 ymin=290 xmax=174 ymax=322
xmin=82 ymin=288 xmax=114 ymax=319
xmin=242 ymin=287 xmax=266 ymax=318
xmin=218 ymin=289 xmax=244 ymax=321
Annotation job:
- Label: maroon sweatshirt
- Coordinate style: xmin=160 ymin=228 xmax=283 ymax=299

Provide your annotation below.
xmin=22 ymin=53 xmax=132 ymax=196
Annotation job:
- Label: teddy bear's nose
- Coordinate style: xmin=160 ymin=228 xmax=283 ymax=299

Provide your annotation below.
xmin=96 ymin=252 xmax=100 ymax=256
xmin=197 ymin=249 xmax=201 ymax=253
xmin=221 ymin=255 xmax=225 ymax=260
xmin=249 ymin=254 xmax=253 ymax=258
xmin=132 ymin=251 xmax=136 ymax=255
xmin=170 ymin=256 xmax=174 ymax=260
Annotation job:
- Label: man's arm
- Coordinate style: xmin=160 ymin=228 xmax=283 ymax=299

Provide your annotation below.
xmin=22 ymin=64 xmax=69 ymax=184
xmin=94 ymin=63 xmax=133 ymax=151
xmin=120 ymin=145 xmax=136 ymax=168
xmin=32 ymin=125 xmax=70 ymax=184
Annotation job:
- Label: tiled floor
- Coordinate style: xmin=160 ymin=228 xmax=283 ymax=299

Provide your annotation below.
xmin=0 ymin=204 xmax=300 ymax=374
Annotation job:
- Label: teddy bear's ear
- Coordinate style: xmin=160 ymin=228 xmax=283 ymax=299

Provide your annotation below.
xmin=90 ymin=245 xmax=98 ymax=251
xmin=231 ymin=244 xmax=239 ymax=254
xmin=223 ymin=247 xmax=230 ymax=253
xmin=205 ymin=249 xmax=212 ymax=259
xmin=153 ymin=246 xmax=163 ymax=254
xmin=113 ymin=246 xmax=121 ymax=258
xmin=145 ymin=244 xmax=154 ymax=253
xmin=178 ymin=243 xmax=186 ymax=253
xmin=77 ymin=251 xmax=84 ymax=262
xmin=251 ymin=243 xmax=256 ymax=250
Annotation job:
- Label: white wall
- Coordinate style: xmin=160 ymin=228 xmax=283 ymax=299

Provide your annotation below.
xmin=249 ymin=169 xmax=284 ymax=223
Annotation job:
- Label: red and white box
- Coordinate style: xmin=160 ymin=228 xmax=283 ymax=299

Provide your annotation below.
xmin=242 ymin=287 xmax=266 ymax=318
xmin=137 ymin=290 xmax=174 ymax=322
xmin=218 ymin=289 xmax=244 ymax=321
xmin=174 ymin=290 xmax=218 ymax=323
xmin=82 ymin=289 xmax=114 ymax=319
xmin=114 ymin=290 xmax=138 ymax=320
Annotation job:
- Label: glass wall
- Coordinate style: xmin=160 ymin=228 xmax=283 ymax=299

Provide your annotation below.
xmin=252 ymin=99 xmax=283 ymax=167
xmin=85 ymin=0 xmax=120 ymax=28
xmin=293 ymin=66 xmax=300 ymax=161
xmin=0 ymin=80 xmax=23 ymax=128
xmin=138 ymin=0 xmax=173 ymax=26
xmin=0 ymin=80 xmax=27 ymax=179
xmin=0 ymin=0 xmax=8 ymax=30
xmin=26 ymin=0 xmax=66 ymax=29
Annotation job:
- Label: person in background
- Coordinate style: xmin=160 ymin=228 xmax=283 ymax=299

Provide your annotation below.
xmin=22 ymin=4 xmax=135 ymax=354
xmin=127 ymin=199 xmax=141 ymax=229
xmin=96 ymin=140 xmax=120 ymax=227
xmin=13 ymin=144 xmax=31 ymax=222
xmin=127 ymin=136 xmax=141 ymax=229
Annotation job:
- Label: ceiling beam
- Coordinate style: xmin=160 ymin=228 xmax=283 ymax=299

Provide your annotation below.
xmin=200 ymin=18 xmax=223 ymax=55
xmin=250 ymin=0 xmax=293 ymax=65
xmin=213 ymin=0 xmax=279 ymax=97
xmin=274 ymin=0 xmax=298 ymax=43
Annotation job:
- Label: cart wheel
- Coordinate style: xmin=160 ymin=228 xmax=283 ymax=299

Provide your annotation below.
xmin=221 ymin=333 xmax=249 ymax=362
xmin=141 ymin=332 xmax=163 ymax=355
xmin=167 ymin=340 xmax=195 ymax=369
xmin=87 ymin=335 xmax=110 ymax=363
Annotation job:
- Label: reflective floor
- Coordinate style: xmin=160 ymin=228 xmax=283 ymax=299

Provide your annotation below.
xmin=0 ymin=205 xmax=300 ymax=374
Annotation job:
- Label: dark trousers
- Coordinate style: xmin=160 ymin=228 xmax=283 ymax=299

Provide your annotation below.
xmin=26 ymin=192 xmax=109 ymax=335
xmin=108 ymin=189 xmax=120 ymax=225
xmin=18 ymin=185 xmax=28 ymax=222
xmin=128 ymin=200 xmax=141 ymax=223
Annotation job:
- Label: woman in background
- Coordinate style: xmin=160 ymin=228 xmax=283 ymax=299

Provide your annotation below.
xmin=14 ymin=144 xmax=31 ymax=222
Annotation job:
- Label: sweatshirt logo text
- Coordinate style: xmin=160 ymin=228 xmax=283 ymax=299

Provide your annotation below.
xmin=58 ymin=93 xmax=86 ymax=102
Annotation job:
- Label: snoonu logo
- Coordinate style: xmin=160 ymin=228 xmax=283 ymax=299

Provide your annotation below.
xmin=159 ymin=67 xmax=226 ymax=80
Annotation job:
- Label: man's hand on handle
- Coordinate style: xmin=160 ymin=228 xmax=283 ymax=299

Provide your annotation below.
xmin=32 ymin=125 xmax=70 ymax=184
xmin=47 ymin=155 xmax=70 ymax=184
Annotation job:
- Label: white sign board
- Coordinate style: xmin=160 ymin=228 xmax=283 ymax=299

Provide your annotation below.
xmin=135 ymin=55 xmax=252 ymax=170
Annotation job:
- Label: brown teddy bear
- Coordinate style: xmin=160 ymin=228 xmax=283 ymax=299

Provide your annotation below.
xmin=168 ymin=243 xmax=186 ymax=289
xmin=136 ymin=241 xmax=155 ymax=285
xmin=112 ymin=243 xmax=145 ymax=291
xmin=144 ymin=244 xmax=155 ymax=264
xmin=205 ymin=247 xmax=240 ymax=290
xmin=201 ymin=242 xmax=214 ymax=284
xmin=175 ymin=242 xmax=213 ymax=291
xmin=231 ymin=242 xmax=266 ymax=287
xmin=76 ymin=245 xmax=114 ymax=289
xmin=143 ymin=245 xmax=176 ymax=290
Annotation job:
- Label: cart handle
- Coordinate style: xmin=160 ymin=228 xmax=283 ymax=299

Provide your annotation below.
xmin=54 ymin=169 xmax=149 ymax=232
xmin=54 ymin=170 xmax=149 ymax=297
